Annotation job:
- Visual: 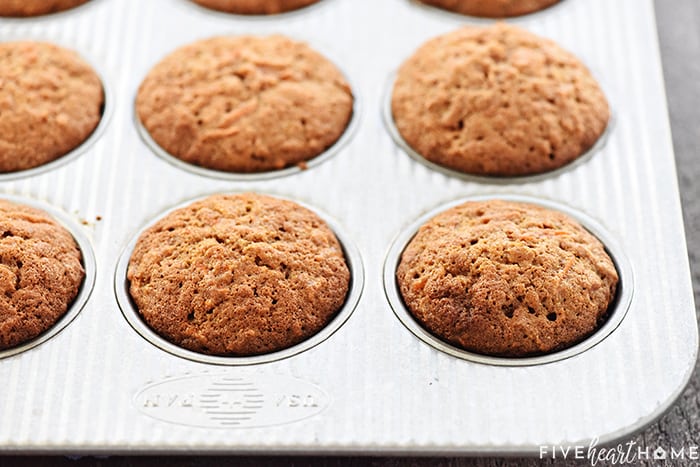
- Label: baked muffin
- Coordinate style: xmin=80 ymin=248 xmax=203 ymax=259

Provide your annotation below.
xmin=136 ymin=35 xmax=353 ymax=173
xmin=0 ymin=0 xmax=89 ymax=16
xmin=192 ymin=0 xmax=320 ymax=15
xmin=127 ymin=193 xmax=350 ymax=356
xmin=0 ymin=200 xmax=85 ymax=350
xmin=417 ymin=0 xmax=560 ymax=18
xmin=396 ymin=200 xmax=618 ymax=357
xmin=0 ymin=41 xmax=104 ymax=173
xmin=391 ymin=23 xmax=609 ymax=176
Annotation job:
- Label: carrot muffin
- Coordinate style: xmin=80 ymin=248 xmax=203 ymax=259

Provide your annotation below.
xmin=127 ymin=193 xmax=350 ymax=356
xmin=0 ymin=200 xmax=85 ymax=350
xmin=0 ymin=0 xmax=89 ymax=16
xmin=192 ymin=0 xmax=320 ymax=15
xmin=396 ymin=200 xmax=618 ymax=357
xmin=417 ymin=0 xmax=560 ymax=18
xmin=0 ymin=41 xmax=104 ymax=173
xmin=391 ymin=23 xmax=609 ymax=176
xmin=136 ymin=35 xmax=353 ymax=173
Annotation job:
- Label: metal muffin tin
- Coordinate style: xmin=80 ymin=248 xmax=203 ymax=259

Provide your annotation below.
xmin=0 ymin=0 xmax=696 ymax=455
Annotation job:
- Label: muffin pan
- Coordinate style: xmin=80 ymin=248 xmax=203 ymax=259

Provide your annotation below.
xmin=0 ymin=0 xmax=696 ymax=455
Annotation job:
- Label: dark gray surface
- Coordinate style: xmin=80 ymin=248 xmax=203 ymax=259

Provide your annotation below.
xmin=2 ymin=0 xmax=698 ymax=465
xmin=634 ymin=0 xmax=700 ymax=462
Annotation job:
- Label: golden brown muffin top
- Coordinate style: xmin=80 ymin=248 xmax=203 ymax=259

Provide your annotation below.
xmin=0 ymin=199 xmax=85 ymax=350
xmin=136 ymin=35 xmax=353 ymax=173
xmin=127 ymin=193 xmax=350 ymax=356
xmin=0 ymin=41 xmax=104 ymax=173
xmin=0 ymin=0 xmax=89 ymax=17
xmin=396 ymin=200 xmax=618 ymax=357
xmin=192 ymin=0 xmax=319 ymax=15
xmin=391 ymin=23 xmax=609 ymax=176
xmin=418 ymin=0 xmax=560 ymax=18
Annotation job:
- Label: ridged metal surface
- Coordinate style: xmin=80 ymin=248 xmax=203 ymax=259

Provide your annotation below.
xmin=0 ymin=0 xmax=696 ymax=454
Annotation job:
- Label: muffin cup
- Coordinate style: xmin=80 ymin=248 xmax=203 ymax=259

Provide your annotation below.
xmin=382 ymin=72 xmax=614 ymax=184
xmin=383 ymin=194 xmax=634 ymax=366
xmin=134 ymin=41 xmax=361 ymax=182
xmin=0 ymin=194 xmax=97 ymax=359
xmin=0 ymin=34 xmax=113 ymax=181
xmin=408 ymin=0 xmax=568 ymax=22
xmin=181 ymin=0 xmax=330 ymax=20
xmin=0 ymin=0 xmax=96 ymax=20
xmin=114 ymin=192 xmax=364 ymax=365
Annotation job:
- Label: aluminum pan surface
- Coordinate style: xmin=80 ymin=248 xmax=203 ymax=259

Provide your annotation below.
xmin=0 ymin=0 xmax=696 ymax=454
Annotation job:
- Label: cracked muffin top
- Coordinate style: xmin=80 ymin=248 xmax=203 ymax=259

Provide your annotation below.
xmin=0 ymin=41 xmax=104 ymax=173
xmin=417 ymin=0 xmax=560 ymax=18
xmin=127 ymin=193 xmax=350 ymax=356
xmin=0 ymin=0 xmax=89 ymax=16
xmin=136 ymin=35 xmax=353 ymax=173
xmin=192 ymin=0 xmax=320 ymax=15
xmin=396 ymin=200 xmax=618 ymax=357
xmin=391 ymin=23 xmax=609 ymax=176
xmin=0 ymin=199 xmax=85 ymax=350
